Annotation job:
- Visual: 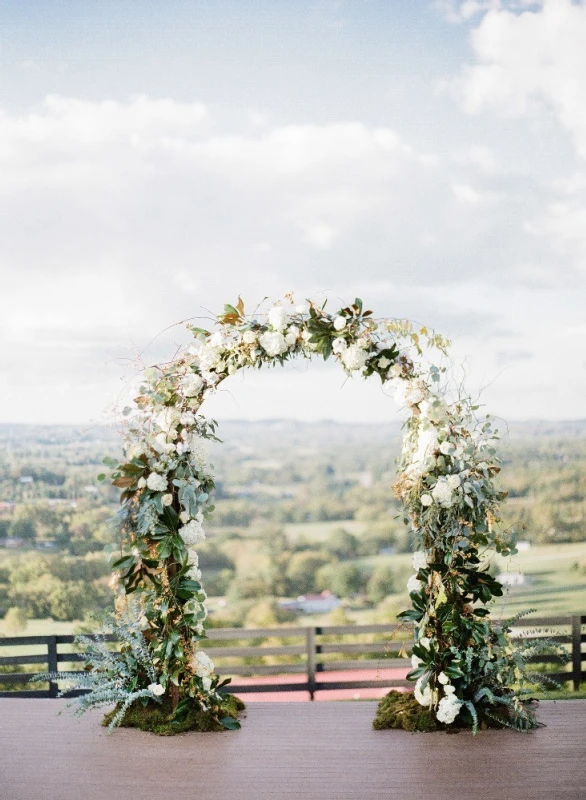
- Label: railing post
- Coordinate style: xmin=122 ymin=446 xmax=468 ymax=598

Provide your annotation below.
xmin=306 ymin=627 xmax=316 ymax=701
xmin=571 ymin=616 xmax=582 ymax=691
xmin=47 ymin=636 xmax=59 ymax=698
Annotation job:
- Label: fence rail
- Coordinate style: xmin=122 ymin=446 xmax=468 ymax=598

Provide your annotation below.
xmin=1 ymin=615 xmax=584 ymax=700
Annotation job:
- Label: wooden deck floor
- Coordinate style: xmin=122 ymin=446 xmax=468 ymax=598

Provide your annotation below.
xmin=1 ymin=699 xmax=585 ymax=800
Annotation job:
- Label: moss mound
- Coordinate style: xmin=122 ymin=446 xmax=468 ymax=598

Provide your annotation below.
xmin=373 ymin=690 xmax=442 ymax=732
xmin=102 ymin=694 xmax=245 ymax=736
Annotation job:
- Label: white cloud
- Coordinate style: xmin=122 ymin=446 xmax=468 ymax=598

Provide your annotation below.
xmin=455 ymin=0 xmax=586 ymax=158
xmin=0 ymin=92 xmax=584 ymax=423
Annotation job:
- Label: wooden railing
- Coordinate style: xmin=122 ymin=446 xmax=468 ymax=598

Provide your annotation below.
xmin=1 ymin=615 xmax=584 ymax=699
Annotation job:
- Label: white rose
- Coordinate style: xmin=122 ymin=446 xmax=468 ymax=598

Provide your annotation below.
xmin=243 ymin=330 xmax=257 ymax=344
xmin=259 ymin=331 xmax=288 ymax=357
xmin=268 ymin=304 xmax=289 ymax=331
xmin=179 ymin=373 xmax=204 ymax=397
xmin=148 ymin=683 xmax=165 ymax=697
xmin=342 ymin=344 xmax=368 ymax=372
xmin=162 ymin=493 xmax=173 ymax=506
xmin=378 ymin=356 xmax=391 ymax=369
xmin=193 ymin=650 xmax=215 ymax=677
xmin=332 ymin=338 xmax=347 ymax=355
xmin=146 ymin=472 xmax=168 ymax=492
xmin=179 ymin=519 xmax=206 ymax=546
xmin=437 ymin=671 xmax=449 ymax=685
xmin=180 ymin=510 xmax=191 ymax=524
xmin=439 ymin=440 xmax=454 ymax=456
xmin=407 ymin=574 xmax=421 ymax=594
xmin=333 ymin=315 xmax=346 ymax=331
xmin=138 ymin=477 xmax=147 ymax=489
xmin=285 ymin=325 xmax=300 ymax=346
xmin=420 ymin=493 xmax=433 ymax=507
xmin=389 ymin=363 xmax=403 ymax=378
xmin=414 ymin=676 xmax=432 ymax=708
xmin=296 ymin=302 xmax=309 ymax=315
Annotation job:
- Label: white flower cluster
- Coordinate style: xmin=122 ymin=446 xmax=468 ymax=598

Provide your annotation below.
xmin=179 ymin=518 xmax=206 ymax=547
xmin=436 ymin=692 xmax=463 ymax=724
xmin=192 ymin=649 xmax=214 ymax=677
xmin=146 ymin=472 xmax=167 ymax=492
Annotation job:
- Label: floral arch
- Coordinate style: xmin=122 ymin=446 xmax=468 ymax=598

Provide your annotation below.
xmin=100 ymin=295 xmax=538 ymax=733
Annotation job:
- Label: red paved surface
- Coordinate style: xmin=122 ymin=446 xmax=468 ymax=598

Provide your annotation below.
xmin=231 ymin=666 xmax=410 ymax=701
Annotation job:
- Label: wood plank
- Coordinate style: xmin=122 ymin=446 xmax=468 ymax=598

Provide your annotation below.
xmin=1 ymin=699 xmax=585 ymax=800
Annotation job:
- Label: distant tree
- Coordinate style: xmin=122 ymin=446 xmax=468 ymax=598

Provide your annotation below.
xmin=325 ymin=528 xmax=360 ymax=560
xmin=316 ymin=563 xmax=366 ymax=597
xmin=4 ymin=606 xmax=27 ymax=633
xmin=366 ymin=565 xmax=397 ymax=604
xmin=8 ymin=512 xmax=36 ymax=541
xmin=285 ymin=550 xmax=330 ymax=595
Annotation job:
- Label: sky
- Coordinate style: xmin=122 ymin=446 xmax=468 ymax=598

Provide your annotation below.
xmin=0 ymin=0 xmax=585 ymax=425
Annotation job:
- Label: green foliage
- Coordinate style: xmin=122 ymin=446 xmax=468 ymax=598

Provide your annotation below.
xmin=101 ymin=693 xmax=245 ymax=736
xmin=366 ymin=565 xmax=398 ymax=603
xmin=317 ymin=562 xmax=366 ymax=596
xmin=373 ymin=691 xmax=441 ymax=732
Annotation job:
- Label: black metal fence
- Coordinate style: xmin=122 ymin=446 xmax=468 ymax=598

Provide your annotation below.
xmin=1 ymin=615 xmax=584 ymax=700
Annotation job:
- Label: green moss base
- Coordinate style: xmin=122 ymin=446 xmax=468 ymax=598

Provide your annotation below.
xmin=373 ymin=690 xmax=540 ymax=733
xmin=373 ymin=691 xmax=442 ymax=732
xmin=102 ymin=694 xmax=245 ymax=736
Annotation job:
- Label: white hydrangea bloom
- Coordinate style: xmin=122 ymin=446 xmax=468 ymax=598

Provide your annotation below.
xmin=180 ymin=510 xmax=191 ymax=524
xmin=146 ymin=472 xmax=168 ymax=492
xmin=208 ymin=331 xmax=225 ymax=348
xmin=436 ymin=694 xmax=463 ymax=724
xmin=412 ymin=551 xmax=428 ymax=571
xmin=259 ymin=331 xmax=288 ymax=356
xmin=333 ymin=315 xmax=346 ymax=331
xmin=414 ymin=676 xmax=432 ymax=707
xmin=342 ymin=344 xmax=368 ymax=372
xmin=446 ymin=474 xmax=461 ymax=490
xmin=410 ymin=427 xmax=439 ymax=475
xmin=179 ymin=373 xmax=204 ymax=397
xmin=243 ymin=330 xmax=257 ymax=344
xmin=199 ymin=345 xmax=224 ymax=371
xmin=179 ymin=519 xmax=206 ymax=546
xmin=407 ymin=574 xmax=421 ymax=594
xmin=192 ymin=650 xmax=215 ymax=677
xmin=431 ymin=478 xmax=455 ymax=508
xmin=268 ymin=304 xmax=289 ymax=331
xmin=394 ymin=379 xmax=427 ymax=408
xmin=285 ymin=325 xmax=300 ymax=346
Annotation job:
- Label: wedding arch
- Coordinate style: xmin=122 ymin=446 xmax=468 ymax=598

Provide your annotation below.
xmin=98 ymin=295 xmax=539 ymax=733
